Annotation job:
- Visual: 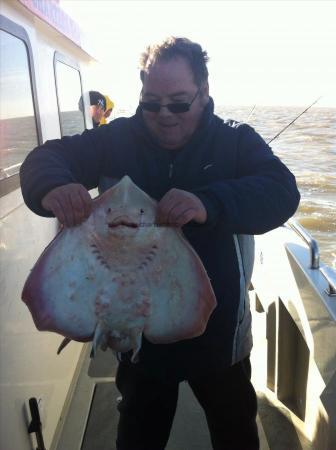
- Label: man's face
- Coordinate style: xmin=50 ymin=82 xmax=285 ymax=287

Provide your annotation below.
xmin=141 ymin=57 xmax=209 ymax=150
xmin=90 ymin=105 xmax=105 ymax=125
xmin=104 ymin=108 xmax=113 ymax=119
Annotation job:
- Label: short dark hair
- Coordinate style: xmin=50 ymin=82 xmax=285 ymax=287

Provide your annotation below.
xmin=78 ymin=91 xmax=106 ymax=112
xmin=89 ymin=91 xmax=106 ymax=110
xmin=139 ymin=37 xmax=209 ymax=87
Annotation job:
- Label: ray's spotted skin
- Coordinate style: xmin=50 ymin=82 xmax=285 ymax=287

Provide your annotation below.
xmin=22 ymin=176 xmax=217 ymax=361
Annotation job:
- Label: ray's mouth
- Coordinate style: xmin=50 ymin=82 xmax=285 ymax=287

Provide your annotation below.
xmin=108 ymin=221 xmax=139 ymax=229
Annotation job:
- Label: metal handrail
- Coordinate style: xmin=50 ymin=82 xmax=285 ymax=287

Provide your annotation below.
xmin=287 ymin=219 xmax=336 ymax=297
xmin=287 ymin=219 xmax=320 ymax=269
xmin=320 ymin=266 xmax=336 ymax=297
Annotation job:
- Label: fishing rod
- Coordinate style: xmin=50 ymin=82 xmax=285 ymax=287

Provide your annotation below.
xmin=267 ymin=96 xmax=322 ymax=144
xmin=246 ymin=104 xmax=256 ymax=122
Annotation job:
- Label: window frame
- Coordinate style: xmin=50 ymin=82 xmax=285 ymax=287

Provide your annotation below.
xmin=53 ymin=51 xmax=87 ymax=136
xmin=0 ymin=14 xmax=42 ymax=198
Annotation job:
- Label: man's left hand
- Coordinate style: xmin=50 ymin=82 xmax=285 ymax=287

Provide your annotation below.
xmin=156 ymin=188 xmax=207 ymax=227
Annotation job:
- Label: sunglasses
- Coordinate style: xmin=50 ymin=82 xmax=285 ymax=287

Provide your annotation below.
xmin=140 ymin=88 xmax=200 ymax=114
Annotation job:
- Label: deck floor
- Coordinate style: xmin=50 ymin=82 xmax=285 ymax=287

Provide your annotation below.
xmin=56 ymin=298 xmax=312 ymax=450
xmin=79 ymin=349 xmax=270 ymax=450
xmin=81 ymin=375 xmax=213 ymax=450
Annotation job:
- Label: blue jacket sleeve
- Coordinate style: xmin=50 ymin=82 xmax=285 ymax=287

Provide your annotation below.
xmin=194 ymin=123 xmax=300 ymax=234
xmin=20 ymin=126 xmax=109 ymax=217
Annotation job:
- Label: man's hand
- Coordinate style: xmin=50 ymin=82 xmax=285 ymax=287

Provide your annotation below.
xmin=41 ymin=183 xmax=93 ymax=227
xmin=156 ymin=188 xmax=207 ymax=227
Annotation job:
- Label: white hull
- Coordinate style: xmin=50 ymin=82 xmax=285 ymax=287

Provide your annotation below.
xmin=0 ymin=1 xmax=94 ymax=448
xmin=251 ymin=222 xmax=336 ymax=449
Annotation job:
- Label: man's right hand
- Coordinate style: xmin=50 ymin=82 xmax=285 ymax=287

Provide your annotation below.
xmin=41 ymin=183 xmax=93 ymax=227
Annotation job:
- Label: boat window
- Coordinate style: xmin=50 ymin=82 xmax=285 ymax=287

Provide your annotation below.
xmin=55 ymin=60 xmax=85 ymax=136
xmin=0 ymin=29 xmax=39 ymax=183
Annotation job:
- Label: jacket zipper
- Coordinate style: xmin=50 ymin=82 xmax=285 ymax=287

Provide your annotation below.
xmin=168 ymin=163 xmax=174 ymax=179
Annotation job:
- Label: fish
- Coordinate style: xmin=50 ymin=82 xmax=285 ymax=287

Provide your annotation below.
xmin=22 ymin=176 xmax=217 ymax=361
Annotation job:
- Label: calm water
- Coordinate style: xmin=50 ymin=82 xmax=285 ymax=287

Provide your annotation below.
xmin=216 ymin=105 xmax=336 ymax=268
xmin=2 ymin=106 xmax=335 ymax=267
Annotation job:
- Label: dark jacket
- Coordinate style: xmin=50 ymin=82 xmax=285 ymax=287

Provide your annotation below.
xmin=20 ymin=98 xmax=300 ymax=379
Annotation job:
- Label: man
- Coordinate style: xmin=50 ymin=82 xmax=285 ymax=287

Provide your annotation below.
xmin=20 ymin=37 xmax=300 ymax=449
xmin=78 ymin=90 xmax=106 ymax=128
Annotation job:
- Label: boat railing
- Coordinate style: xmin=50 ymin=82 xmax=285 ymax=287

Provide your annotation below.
xmin=320 ymin=266 xmax=336 ymax=297
xmin=288 ymin=218 xmax=320 ymax=269
xmin=287 ymin=218 xmax=336 ymax=297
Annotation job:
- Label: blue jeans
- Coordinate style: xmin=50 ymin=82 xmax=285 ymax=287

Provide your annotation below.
xmin=115 ymin=356 xmax=259 ymax=450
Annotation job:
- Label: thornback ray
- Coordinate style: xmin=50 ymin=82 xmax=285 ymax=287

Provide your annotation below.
xmin=22 ymin=176 xmax=217 ymax=360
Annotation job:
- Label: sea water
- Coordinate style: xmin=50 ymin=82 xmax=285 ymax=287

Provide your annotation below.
xmin=217 ymin=105 xmax=336 ymax=268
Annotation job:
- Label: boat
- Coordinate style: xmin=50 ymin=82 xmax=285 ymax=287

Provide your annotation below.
xmin=0 ymin=1 xmax=335 ymax=449
xmin=0 ymin=1 xmax=96 ymax=448
xmin=250 ymin=220 xmax=336 ymax=450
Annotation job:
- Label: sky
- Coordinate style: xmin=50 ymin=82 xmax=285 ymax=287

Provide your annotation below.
xmin=61 ymin=1 xmax=335 ymax=109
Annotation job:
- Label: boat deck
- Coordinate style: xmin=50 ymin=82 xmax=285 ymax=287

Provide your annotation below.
xmin=59 ymin=347 xmax=269 ymax=450
xmin=54 ymin=296 xmax=313 ymax=450
xmin=83 ymin=349 xmax=215 ymax=450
